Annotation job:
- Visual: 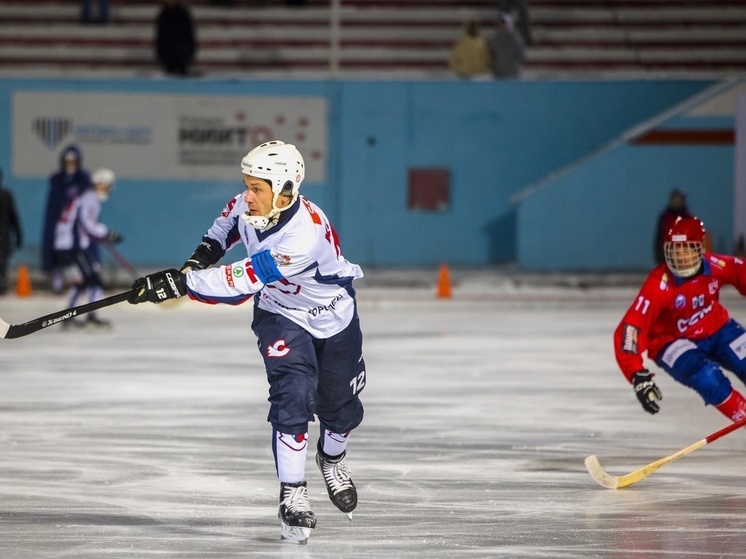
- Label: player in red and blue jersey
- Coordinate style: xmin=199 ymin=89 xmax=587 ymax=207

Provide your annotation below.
xmin=614 ymin=216 xmax=746 ymax=422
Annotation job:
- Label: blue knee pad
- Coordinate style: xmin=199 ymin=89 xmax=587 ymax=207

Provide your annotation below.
xmin=685 ymin=363 xmax=732 ymax=405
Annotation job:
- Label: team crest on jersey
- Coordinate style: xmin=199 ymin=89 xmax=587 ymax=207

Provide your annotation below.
xmin=274 ymin=253 xmax=292 ymax=266
xmin=709 ymin=280 xmax=718 ymax=294
xmin=267 ymin=339 xmax=290 ymax=358
xmin=675 ymin=294 xmax=686 ymax=309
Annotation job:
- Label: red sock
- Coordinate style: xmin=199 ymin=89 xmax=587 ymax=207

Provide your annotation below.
xmin=715 ymin=390 xmax=746 ymax=421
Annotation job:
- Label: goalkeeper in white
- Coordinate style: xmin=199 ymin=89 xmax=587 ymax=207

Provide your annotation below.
xmin=129 ymin=141 xmax=365 ymax=545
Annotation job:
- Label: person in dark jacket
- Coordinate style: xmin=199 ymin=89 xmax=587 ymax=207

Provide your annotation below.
xmin=155 ymin=0 xmax=197 ymax=76
xmin=41 ymin=145 xmax=91 ymax=293
xmin=0 ymin=168 xmax=23 ymax=295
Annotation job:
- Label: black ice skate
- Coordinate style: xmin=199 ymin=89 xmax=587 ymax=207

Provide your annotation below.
xmin=84 ymin=315 xmax=112 ymax=331
xmin=278 ymin=481 xmax=316 ymax=544
xmin=316 ymin=443 xmax=357 ymax=520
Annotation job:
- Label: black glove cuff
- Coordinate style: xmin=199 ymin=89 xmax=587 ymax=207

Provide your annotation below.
xmin=631 ymin=369 xmax=652 ymax=386
xmin=182 ymin=237 xmax=223 ymax=272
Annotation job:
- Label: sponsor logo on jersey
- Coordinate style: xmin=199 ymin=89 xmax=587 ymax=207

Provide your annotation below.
xmin=267 ymin=339 xmax=290 ymax=358
xmin=736 ymin=258 xmax=744 ymax=265
xmin=709 ymin=280 xmax=718 ymax=294
xmin=675 ymin=294 xmax=686 ymax=309
xmin=709 ymin=256 xmax=726 ymax=268
xmin=621 ymin=323 xmax=639 ymax=354
xmin=225 ymin=265 xmax=235 ymax=287
xmin=232 ymin=266 xmax=244 ymax=278
xmin=660 ymin=272 xmax=669 ymax=290
xmin=308 ymin=293 xmax=344 ymax=317
xmin=676 ymin=302 xmax=714 ymax=333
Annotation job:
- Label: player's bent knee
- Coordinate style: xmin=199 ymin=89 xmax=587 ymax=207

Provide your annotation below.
xmin=317 ymin=399 xmax=364 ymax=434
xmin=688 ymin=363 xmax=732 ymax=406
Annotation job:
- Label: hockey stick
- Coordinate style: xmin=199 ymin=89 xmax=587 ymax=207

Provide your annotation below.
xmin=103 ymin=242 xmax=140 ymax=281
xmin=585 ymin=415 xmax=746 ymax=489
xmin=0 ymin=289 xmax=136 ymax=339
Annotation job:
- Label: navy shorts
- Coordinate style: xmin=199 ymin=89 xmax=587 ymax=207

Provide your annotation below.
xmin=655 ymin=319 xmax=746 ymax=405
xmin=251 ymin=306 xmax=366 ymax=435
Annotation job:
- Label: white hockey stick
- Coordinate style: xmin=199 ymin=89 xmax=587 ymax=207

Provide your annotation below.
xmin=585 ymin=415 xmax=746 ymax=489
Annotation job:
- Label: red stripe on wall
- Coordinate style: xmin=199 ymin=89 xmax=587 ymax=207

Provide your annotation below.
xmin=632 ymin=129 xmax=734 ymax=145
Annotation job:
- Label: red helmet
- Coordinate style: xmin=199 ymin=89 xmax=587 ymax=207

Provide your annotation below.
xmin=664 ymin=216 xmax=706 ymax=278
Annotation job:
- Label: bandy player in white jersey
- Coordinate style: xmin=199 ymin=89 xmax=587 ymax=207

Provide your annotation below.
xmin=128 ymin=141 xmax=366 ymax=545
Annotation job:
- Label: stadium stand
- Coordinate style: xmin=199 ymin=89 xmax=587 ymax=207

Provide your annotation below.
xmin=0 ymin=0 xmax=744 ymax=78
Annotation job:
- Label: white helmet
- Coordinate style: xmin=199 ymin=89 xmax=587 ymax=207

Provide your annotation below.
xmin=240 ymin=141 xmax=305 ymax=230
xmin=91 ymin=167 xmax=116 ymax=201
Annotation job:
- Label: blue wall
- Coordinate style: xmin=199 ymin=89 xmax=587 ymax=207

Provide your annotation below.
xmin=0 ymin=77 xmax=718 ymax=271
xmin=517 ymin=109 xmax=736 ymax=271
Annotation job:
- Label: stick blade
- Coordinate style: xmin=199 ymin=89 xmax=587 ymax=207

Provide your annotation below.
xmin=584 ymin=455 xmax=620 ymax=489
xmin=0 ymin=317 xmax=9 ymax=339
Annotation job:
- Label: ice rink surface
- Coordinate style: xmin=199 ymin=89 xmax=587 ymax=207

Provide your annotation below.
xmin=2 ymin=272 xmax=746 ymax=558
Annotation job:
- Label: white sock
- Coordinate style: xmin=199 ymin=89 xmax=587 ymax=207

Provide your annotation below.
xmin=275 ymin=431 xmax=308 ymax=484
xmin=88 ymin=286 xmax=103 ymax=304
xmin=320 ymin=428 xmax=350 ymax=458
xmin=67 ymin=287 xmax=81 ymax=309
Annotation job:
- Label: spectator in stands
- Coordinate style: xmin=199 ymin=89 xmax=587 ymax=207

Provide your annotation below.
xmin=449 ymin=18 xmax=490 ymax=79
xmin=0 ymin=167 xmax=23 ymax=296
xmin=81 ymin=0 xmax=109 ymax=24
xmin=156 ymin=0 xmax=197 ymax=77
xmin=654 ymin=189 xmax=692 ymax=265
xmin=499 ymin=0 xmax=532 ymax=46
xmin=488 ymin=13 xmax=525 ymax=79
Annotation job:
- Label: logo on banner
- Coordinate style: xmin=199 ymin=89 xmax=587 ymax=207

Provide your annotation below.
xmin=33 ymin=118 xmax=72 ymax=149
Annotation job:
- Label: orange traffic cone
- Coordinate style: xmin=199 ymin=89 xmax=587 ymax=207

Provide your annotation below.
xmin=436 ymin=263 xmax=452 ymax=299
xmin=15 ymin=264 xmax=33 ymax=297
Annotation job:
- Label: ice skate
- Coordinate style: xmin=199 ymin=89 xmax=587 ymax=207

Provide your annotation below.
xmin=84 ymin=315 xmax=112 ymax=332
xmin=60 ymin=317 xmax=85 ymax=331
xmin=278 ymin=481 xmax=316 ymax=544
xmin=316 ymin=443 xmax=357 ymax=520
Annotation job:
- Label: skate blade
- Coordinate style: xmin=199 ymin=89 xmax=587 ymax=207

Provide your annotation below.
xmin=280 ymin=524 xmax=312 ymax=545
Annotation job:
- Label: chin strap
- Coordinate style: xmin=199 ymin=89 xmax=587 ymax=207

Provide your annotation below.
xmin=242 ymin=193 xmax=297 ymax=231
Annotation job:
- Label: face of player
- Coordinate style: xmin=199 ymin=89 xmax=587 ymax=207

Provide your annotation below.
xmin=94 ymin=181 xmax=112 ymax=202
xmin=667 ymin=242 xmax=703 ymax=277
xmin=243 ymin=175 xmax=291 ymax=217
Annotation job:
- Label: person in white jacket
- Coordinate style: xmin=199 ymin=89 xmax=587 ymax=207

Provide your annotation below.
xmin=128 ymin=141 xmax=366 ymax=545
xmin=54 ymin=167 xmax=122 ymax=329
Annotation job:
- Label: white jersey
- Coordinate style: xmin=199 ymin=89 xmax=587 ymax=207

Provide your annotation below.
xmin=186 ymin=194 xmax=364 ymax=339
xmin=53 ymin=190 xmax=109 ymax=251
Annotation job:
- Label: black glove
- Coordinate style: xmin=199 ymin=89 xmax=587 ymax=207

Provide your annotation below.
xmin=181 ymin=237 xmax=223 ymax=273
xmin=632 ymin=370 xmax=662 ymax=414
xmin=128 ymin=269 xmax=187 ymax=304
xmin=106 ymin=230 xmax=123 ymax=244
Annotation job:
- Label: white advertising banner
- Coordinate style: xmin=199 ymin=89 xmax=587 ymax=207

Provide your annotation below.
xmin=12 ymin=91 xmax=327 ymax=181
xmin=735 ymin=92 xmax=746 ymax=247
